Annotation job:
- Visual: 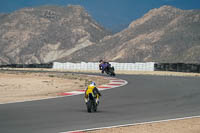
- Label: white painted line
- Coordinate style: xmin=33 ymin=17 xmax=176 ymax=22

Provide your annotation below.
xmin=68 ymin=91 xmax=84 ymax=94
xmin=98 ymin=88 xmax=111 ymax=91
xmin=62 ymin=115 xmax=200 ymax=133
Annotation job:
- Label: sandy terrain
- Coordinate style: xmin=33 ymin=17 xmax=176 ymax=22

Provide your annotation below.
xmin=87 ymin=117 xmax=200 ymax=133
xmin=0 ymin=70 xmax=108 ymax=104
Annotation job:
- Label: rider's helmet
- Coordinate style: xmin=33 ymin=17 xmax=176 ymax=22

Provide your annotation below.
xmin=90 ymin=81 xmax=96 ymax=86
xmin=99 ymin=59 xmax=103 ymax=63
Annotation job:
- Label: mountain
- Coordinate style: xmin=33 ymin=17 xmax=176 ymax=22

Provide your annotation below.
xmin=0 ymin=5 xmax=110 ymax=64
xmin=66 ymin=6 xmax=200 ymax=63
xmin=0 ymin=5 xmax=200 ymax=64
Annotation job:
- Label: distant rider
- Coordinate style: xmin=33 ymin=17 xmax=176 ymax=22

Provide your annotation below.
xmin=99 ymin=60 xmax=111 ymax=74
xmin=85 ymin=81 xmax=101 ymax=104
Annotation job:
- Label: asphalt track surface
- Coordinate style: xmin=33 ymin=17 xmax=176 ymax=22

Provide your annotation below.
xmin=1 ymin=73 xmax=200 ymax=133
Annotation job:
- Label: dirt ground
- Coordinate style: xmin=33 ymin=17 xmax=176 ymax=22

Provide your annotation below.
xmin=0 ymin=70 xmax=109 ymax=104
xmin=87 ymin=117 xmax=200 ymax=133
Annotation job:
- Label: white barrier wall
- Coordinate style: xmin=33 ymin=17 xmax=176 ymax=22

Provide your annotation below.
xmin=53 ymin=62 xmax=155 ymax=71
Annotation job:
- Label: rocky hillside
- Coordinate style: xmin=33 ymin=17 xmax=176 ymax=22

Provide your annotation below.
xmin=0 ymin=5 xmax=110 ymax=64
xmin=0 ymin=5 xmax=200 ymax=64
xmin=67 ymin=6 xmax=200 ymax=63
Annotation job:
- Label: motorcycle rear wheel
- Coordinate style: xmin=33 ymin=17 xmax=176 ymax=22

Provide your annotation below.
xmin=87 ymin=101 xmax=92 ymax=113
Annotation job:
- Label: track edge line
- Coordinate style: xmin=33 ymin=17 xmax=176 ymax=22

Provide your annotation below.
xmin=62 ymin=115 xmax=200 ymax=133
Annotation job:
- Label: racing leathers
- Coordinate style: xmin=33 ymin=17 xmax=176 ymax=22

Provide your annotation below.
xmin=99 ymin=62 xmax=111 ymax=74
xmin=85 ymin=84 xmax=101 ymax=104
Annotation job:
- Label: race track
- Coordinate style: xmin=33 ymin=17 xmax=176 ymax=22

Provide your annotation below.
xmin=1 ymin=73 xmax=200 ymax=133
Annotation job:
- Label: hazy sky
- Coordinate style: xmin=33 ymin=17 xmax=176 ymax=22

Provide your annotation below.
xmin=0 ymin=0 xmax=200 ymax=32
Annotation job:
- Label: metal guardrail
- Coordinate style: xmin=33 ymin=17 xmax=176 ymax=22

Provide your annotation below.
xmin=0 ymin=63 xmax=53 ymax=68
xmin=154 ymin=63 xmax=200 ymax=73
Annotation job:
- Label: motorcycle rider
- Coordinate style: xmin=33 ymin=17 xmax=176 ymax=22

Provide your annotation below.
xmin=85 ymin=81 xmax=101 ymax=105
xmin=99 ymin=60 xmax=111 ymax=74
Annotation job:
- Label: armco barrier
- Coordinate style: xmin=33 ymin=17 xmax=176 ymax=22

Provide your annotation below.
xmin=154 ymin=63 xmax=200 ymax=73
xmin=52 ymin=62 xmax=155 ymax=71
xmin=0 ymin=63 xmax=53 ymax=68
